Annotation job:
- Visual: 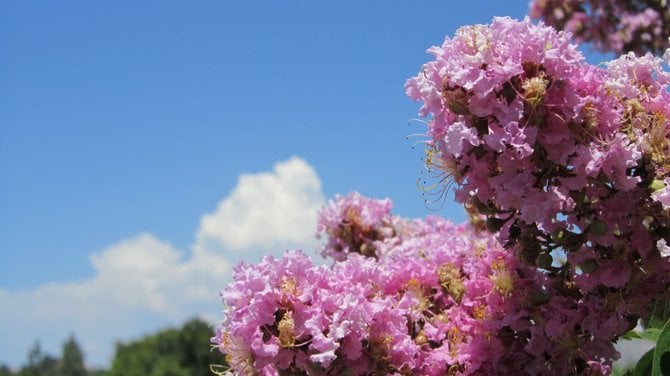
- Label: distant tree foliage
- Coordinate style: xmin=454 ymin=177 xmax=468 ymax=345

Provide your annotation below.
xmin=108 ymin=318 xmax=222 ymax=376
xmin=59 ymin=336 xmax=87 ymax=376
xmin=0 ymin=338 xmax=96 ymax=376
xmin=0 ymin=319 xmax=219 ymax=376
xmin=20 ymin=341 xmax=59 ymax=376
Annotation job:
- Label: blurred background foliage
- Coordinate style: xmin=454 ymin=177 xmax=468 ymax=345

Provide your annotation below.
xmin=0 ymin=319 xmax=225 ymax=376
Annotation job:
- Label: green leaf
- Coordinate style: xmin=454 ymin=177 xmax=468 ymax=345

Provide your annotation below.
xmin=633 ymin=348 xmax=654 ymax=376
xmin=641 ymin=328 xmax=663 ymax=342
xmin=661 ymin=351 xmax=670 ymax=375
xmin=652 ymin=318 xmax=670 ymax=376
xmin=621 ymin=330 xmax=643 ymax=340
xmin=646 ymin=300 xmax=670 ymax=329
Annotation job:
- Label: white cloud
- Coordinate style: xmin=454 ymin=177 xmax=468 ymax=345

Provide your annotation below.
xmin=195 ymin=156 xmax=324 ymax=254
xmin=0 ymin=157 xmax=325 ymax=369
xmin=614 ymin=337 xmax=655 ymax=371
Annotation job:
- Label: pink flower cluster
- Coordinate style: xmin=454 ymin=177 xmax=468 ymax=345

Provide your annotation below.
xmin=214 ymin=16 xmax=670 ymax=376
xmin=529 ymin=0 xmax=670 ymax=55
xmin=316 ymin=192 xmax=395 ymax=261
xmin=216 ymin=193 xmax=624 ymax=375
xmin=406 ymin=14 xmax=670 ymax=365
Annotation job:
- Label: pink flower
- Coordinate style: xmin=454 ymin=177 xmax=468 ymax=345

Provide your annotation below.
xmin=530 ymin=0 xmax=670 ymax=56
xmin=316 ymin=191 xmax=395 ymax=260
xmin=216 ymin=193 xmax=627 ymax=373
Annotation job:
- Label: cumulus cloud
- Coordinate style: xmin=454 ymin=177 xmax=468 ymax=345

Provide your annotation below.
xmin=0 ymin=234 xmax=228 ymax=367
xmin=195 ymin=156 xmax=324 ymax=255
xmin=614 ymin=337 xmax=655 ymax=370
xmin=0 ymin=157 xmax=325 ymax=368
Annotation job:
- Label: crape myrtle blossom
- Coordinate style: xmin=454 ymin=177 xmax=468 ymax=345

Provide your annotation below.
xmin=215 ymin=193 xmax=623 ymax=375
xmin=214 ymin=16 xmax=670 ymax=376
xmin=406 ymin=15 xmax=670 ymax=357
xmin=316 ymin=192 xmax=395 ymax=261
xmin=529 ymin=0 xmax=670 ymax=56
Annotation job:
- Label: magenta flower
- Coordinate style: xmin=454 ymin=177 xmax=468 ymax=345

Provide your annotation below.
xmin=215 ymin=15 xmax=670 ymax=376
xmin=529 ymin=0 xmax=670 ymax=56
xmin=216 ymin=193 xmax=629 ymax=374
xmin=406 ymin=15 xmax=670 ymax=374
xmin=316 ymin=191 xmax=395 ymax=260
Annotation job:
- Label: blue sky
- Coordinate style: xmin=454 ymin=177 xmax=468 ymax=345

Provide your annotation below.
xmin=4 ymin=0 xmax=637 ymax=369
xmin=0 ymin=1 xmax=535 ymax=290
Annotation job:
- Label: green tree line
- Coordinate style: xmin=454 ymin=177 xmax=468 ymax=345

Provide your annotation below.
xmin=0 ymin=319 xmax=226 ymax=376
